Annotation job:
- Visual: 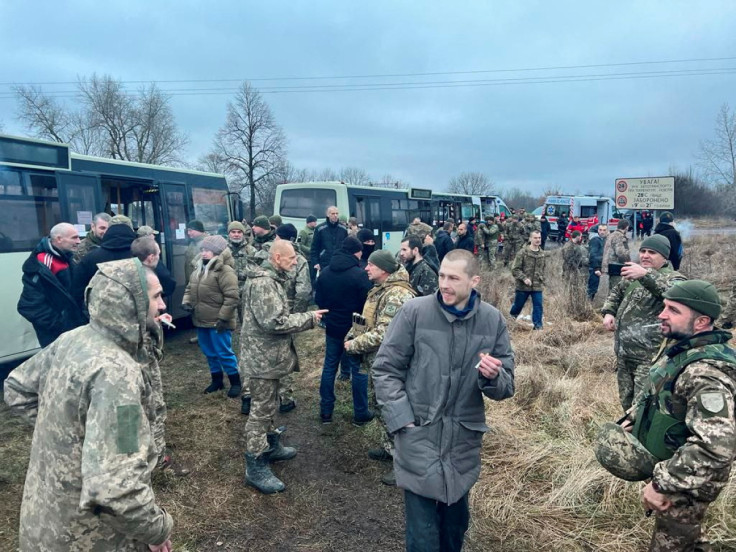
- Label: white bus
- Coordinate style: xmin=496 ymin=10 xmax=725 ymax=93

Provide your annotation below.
xmin=274 ymin=181 xmax=511 ymax=254
xmin=0 ymin=134 xmax=232 ymax=363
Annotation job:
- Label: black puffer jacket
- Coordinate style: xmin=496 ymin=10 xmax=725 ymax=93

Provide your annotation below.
xmin=310 ymin=220 xmax=348 ymax=269
xmin=73 ymin=224 xmax=136 ymax=307
xmin=315 ymin=250 xmax=372 ymax=339
xmin=455 ymin=233 xmax=475 ymax=253
xmin=654 ymin=222 xmax=683 ymax=270
xmin=17 ymin=238 xmax=87 ymax=347
xmin=434 ymin=230 xmax=454 ymax=262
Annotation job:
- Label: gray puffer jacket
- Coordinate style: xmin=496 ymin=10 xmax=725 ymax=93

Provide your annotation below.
xmin=373 ymin=293 xmax=515 ymax=505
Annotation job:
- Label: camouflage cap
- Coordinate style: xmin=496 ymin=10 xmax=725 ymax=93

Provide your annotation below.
xmin=109 ymin=215 xmax=134 ymax=229
xmin=663 ymin=279 xmax=722 ymax=319
xmin=136 ymin=225 xmax=159 ymax=237
xmin=594 ymin=422 xmax=657 ymax=481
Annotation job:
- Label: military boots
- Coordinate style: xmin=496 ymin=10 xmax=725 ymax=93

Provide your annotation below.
xmin=203 ymin=371 xmax=224 ymax=394
xmin=226 ymin=373 xmax=242 ymax=398
xmin=266 ymin=428 xmax=297 ymax=462
xmin=244 ymin=452 xmax=285 ymax=494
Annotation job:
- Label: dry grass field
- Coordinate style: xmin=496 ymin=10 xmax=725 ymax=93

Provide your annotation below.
xmin=1 ymin=229 xmax=736 ymax=551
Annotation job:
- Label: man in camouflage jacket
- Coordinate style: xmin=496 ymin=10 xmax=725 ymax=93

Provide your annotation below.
xmin=609 ymin=281 xmax=736 ymax=551
xmin=73 ymin=212 xmax=110 ymax=264
xmin=717 ymin=281 xmax=736 ymax=329
xmin=4 ymin=259 xmax=173 ymax=551
xmin=510 ymin=230 xmax=546 ymax=329
xmin=561 ymin=230 xmax=589 ymax=284
xmin=404 ymin=217 xmax=433 ymax=241
xmin=602 ymin=219 xmax=631 ymax=291
xmin=602 ymin=235 xmax=686 ymax=410
xmin=482 ymin=216 xmax=500 ymax=269
xmin=345 ymin=249 xmax=416 ymax=485
xmin=400 ymin=236 xmax=438 ymax=297
xmin=240 ymin=240 xmax=326 ymax=493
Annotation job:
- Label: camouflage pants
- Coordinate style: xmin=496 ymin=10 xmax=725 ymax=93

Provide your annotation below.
xmin=245 ymin=378 xmax=279 ymax=455
xmin=366 ymin=361 xmax=394 ymax=456
xmin=616 ymin=357 xmax=651 ymax=411
xmin=486 ymin=242 xmax=497 ymax=270
xmin=241 ymin=373 xmax=293 ymax=403
xmin=504 ymin=241 xmax=520 ymax=265
xmin=649 ymin=494 xmax=711 ymax=551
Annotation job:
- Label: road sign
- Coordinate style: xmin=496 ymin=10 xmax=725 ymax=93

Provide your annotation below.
xmin=614 ymin=176 xmax=674 ymax=210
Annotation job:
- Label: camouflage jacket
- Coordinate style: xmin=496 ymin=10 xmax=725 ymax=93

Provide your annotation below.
xmin=562 ymin=241 xmax=589 ymax=273
xmin=252 ymin=229 xmax=276 ymax=251
xmin=297 ymin=226 xmax=314 ymax=258
xmin=601 ymin=264 xmax=686 ymax=362
xmin=405 ymin=221 xmax=433 ymax=241
xmin=638 ymin=331 xmax=736 ymax=502
xmin=474 ymin=224 xmax=486 ymax=247
xmin=602 ymin=230 xmax=630 ymax=273
xmin=506 ymin=220 xmax=525 ymax=243
xmin=4 ymin=259 xmax=172 ymax=551
xmin=512 ymin=245 xmax=546 ymax=291
xmin=406 ymin=258 xmax=439 ymax=297
xmin=718 ymin=281 xmax=736 ymax=329
xmin=73 ymin=232 xmax=101 ymax=264
xmin=484 ymin=223 xmax=500 ymax=244
xmin=228 ymin=239 xmax=255 ymax=285
xmin=252 ymin=240 xmax=312 ymax=313
xmin=345 ymin=266 xmax=415 ymax=368
xmin=239 ymin=262 xmax=315 ymax=380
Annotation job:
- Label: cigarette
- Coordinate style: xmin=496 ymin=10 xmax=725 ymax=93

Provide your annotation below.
xmin=158 ymin=314 xmax=176 ymax=329
xmin=161 ymin=319 xmax=176 ymax=329
xmin=640 ymin=323 xmax=662 ymax=328
xmin=475 ymin=352 xmax=488 ymax=370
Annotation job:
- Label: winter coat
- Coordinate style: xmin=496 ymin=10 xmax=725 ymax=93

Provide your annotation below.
xmin=73 ymin=231 xmax=101 ymax=264
xmin=154 ymin=260 xmax=176 ymax=299
xmin=73 ymin=224 xmax=136 ymax=307
xmin=404 ymin=220 xmax=433 ymax=241
xmin=601 ymin=264 xmax=686 ymax=362
xmin=252 ymin=240 xmax=312 ymax=313
xmin=422 ymin=244 xmax=440 ymax=273
xmin=654 ymin=222 xmax=683 ymax=270
xmin=373 ymin=293 xmax=515 ymax=505
xmin=406 ymin=258 xmax=439 ymax=296
xmin=512 ymin=245 xmax=546 ymax=291
xmin=239 ymin=262 xmax=316 ymax=380
xmin=5 ymin=259 xmax=172 ymax=551
xmin=17 ymin=238 xmax=87 ymax=348
xmin=297 ymin=226 xmax=315 ymax=258
xmin=182 ymin=254 xmax=239 ymax=330
xmin=455 ymin=233 xmax=475 ymax=253
xmin=434 ymin=230 xmax=454 ymax=262
xmin=539 ymin=219 xmax=551 ymax=239
xmin=602 ymin=229 xmax=630 ymax=274
xmin=310 ymin=219 xmax=348 ymax=269
xmin=588 ymin=233 xmax=605 ymax=271
xmin=315 ymin=250 xmax=373 ymax=339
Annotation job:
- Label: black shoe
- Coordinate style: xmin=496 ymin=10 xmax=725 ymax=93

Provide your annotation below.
xmin=337 ymin=374 xmax=350 ymax=382
xmin=368 ymin=448 xmax=392 ymax=462
xmin=279 ymin=399 xmax=297 ymax=413
xmin=381 ymin=469 xmax=397 ymax=486
xmin=320 ymin=413 xmax=333 ymax=425
xmin=227 ymin=373 xmax=242 ymax=398
xmin=241 ymin=395 xmax=251 ymax=415
xmin=203 ymin=372 xmax=224 ymax=394
xmin=352 ymin=411 xmax=375 ymax=427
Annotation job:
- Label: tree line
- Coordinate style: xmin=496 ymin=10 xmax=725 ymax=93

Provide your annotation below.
xmin=11 ymin=75 xmax=736 ymax=219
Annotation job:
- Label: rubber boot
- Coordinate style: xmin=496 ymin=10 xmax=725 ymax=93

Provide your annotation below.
xmin=227 ymin=373 xmax=242 ymax=398
xmin=266 ymin=427 xmax=297 ymax=462
xmin=241 ymin=395 xmax=251 ymax=415
xmin=203 ymin=371 xmax=224 ymax=394
xmin=244 ymin=452 xmax=285 ymax=494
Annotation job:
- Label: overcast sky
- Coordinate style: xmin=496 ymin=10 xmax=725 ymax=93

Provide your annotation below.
xmin=1 ymin=1 xmax=734 ymax=197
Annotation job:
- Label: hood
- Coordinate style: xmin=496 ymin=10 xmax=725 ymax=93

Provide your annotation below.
xmin=85 ymin=258 xmax=152 ymax=359
xmin=654 ymin=222 xmax=674 ymax=234
xmin=382 ymin=265 xmax=410 ymax=286
xmin=254 ymin=229 xmax=275 ymax=245
xmin=245 ymin=260 xmax=285 ymax=282
xmin=328 ymin=249 xmax=361 ymax=272
xmin=219 ymin=246 xmax=235 ymax=268
xmin=100 ymin=223 xmax=136 ymax=251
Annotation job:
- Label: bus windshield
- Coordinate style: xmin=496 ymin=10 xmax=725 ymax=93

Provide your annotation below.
xmin=279 ymin=187 xmax=337 ymax=219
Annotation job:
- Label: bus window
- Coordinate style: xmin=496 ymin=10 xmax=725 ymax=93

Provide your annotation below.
xmin=279 ymin=188 xmax=337 ymax=219
xmin=0 ymin=171 xmax=61 ymax=252
xmin=165 ymin=187 xmax=188 ymax=239
xmin=192 ymin=186 xmax=229 ymax=235
xmin=64 ymin=178 xmax=97 ymax=224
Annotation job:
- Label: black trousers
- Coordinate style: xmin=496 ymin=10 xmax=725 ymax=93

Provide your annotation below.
xmin=405 ymin=490 xmax=470 ymax=552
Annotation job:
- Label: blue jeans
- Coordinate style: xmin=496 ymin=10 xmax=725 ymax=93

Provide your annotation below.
xmin=320 ymin=334 xmax=367 ymax=418
xmin=405 ymin=490 xmax=470 ymax=552
xmin=587 ymin=268 xmax=600 ymax=300
xmin=510 ymin=290 xmax=543 ymax=329
xmin=197 ymin=328 xmax=239 ymax=376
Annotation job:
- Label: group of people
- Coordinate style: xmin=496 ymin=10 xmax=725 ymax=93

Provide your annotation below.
xmin=5 ymin=203 xmax=736 ymax=551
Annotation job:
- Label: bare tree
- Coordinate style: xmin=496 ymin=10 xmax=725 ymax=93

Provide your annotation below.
xmin=14 ymin=74 xmax=187 ymax=164
xmin=213 ymin=82 xmax=286 ymax=220
xmin=698 ymin=103 xmax=736 ymax=189
xmin=448 ymin=172 xmax=493 ymax=195
xmin=339 ymin=167 xmax=371 ymax=186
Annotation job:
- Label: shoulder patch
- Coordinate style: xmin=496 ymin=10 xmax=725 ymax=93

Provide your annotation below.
xmin=698 ymin=392 xmax=728 ymax=416
xmin=384 ymin=303 xmax=398 ymax=316
xmin=116 ymin=404 xmax=140 ymax=454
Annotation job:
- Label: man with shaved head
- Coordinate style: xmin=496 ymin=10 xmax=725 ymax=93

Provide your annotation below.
xmin=373 ymin=249 xmax=515 ymax=551
xmin=18 ymin=222 xmax=86 ymax=347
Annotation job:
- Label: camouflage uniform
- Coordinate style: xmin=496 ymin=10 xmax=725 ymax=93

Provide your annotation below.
xmin=4 ymin=259 xmax=172 ymax=551
xmin=717 ymin=281 xmax=736 ymax=329
xmin=297 ymin=225 xmax=315 ymax=258
xmin=404 ymin=220 xmax=433 ymax=241
xmin=240 ymin=262 xmax=315 ymax=456
xmin=601 ymin=264 xmax=686 ymax=410
xmin=484 ymin=221 xmax=500 ymax=269
xmin=602 ymin=229 xmax=630 ymax=290
xmin=561 ymin=240 xmax=589 ymax=286
xmin=229 ymin=238 xmax=255 ymax=322
xmin=345 ymin=266 xmax=415 ymax=454
xmin=504 ymin=219 xmax=524 ymax=266
xmin=405 ymin=258 xmax=438 ymax=296
xmin=474 ymin=222 xmax=486 ymax=258
xmin=72 ymin=231 xmax=101 ymax=264
xmin=631 ymin=331 xmax=736 ymax=551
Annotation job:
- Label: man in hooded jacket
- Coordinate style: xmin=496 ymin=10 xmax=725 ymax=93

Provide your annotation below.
xmin=5 ymin=259 xmax=173 ymax=551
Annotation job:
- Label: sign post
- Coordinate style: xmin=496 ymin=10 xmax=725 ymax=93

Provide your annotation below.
xmin=615 ymin=176 xmax=675 ymax=244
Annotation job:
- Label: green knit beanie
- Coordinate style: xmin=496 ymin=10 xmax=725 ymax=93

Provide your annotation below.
xmin=663 ymin=280 xmax=722 ymax=319
xmin=367 ymin=250 xmax=399 ymax=274
xmin=253 ymin=216 xmax=271 ymax=230
xmin=640 ymin=235 xmax=670 ymax=259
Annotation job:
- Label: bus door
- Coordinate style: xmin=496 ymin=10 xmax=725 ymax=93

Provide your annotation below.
xmin=56 ymin=173 xmax=100 ymax=229
xmin=353 ymin=195 xmax=382 ymax=249
xmin=161 ymin=182 xmax=190 ymax=315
